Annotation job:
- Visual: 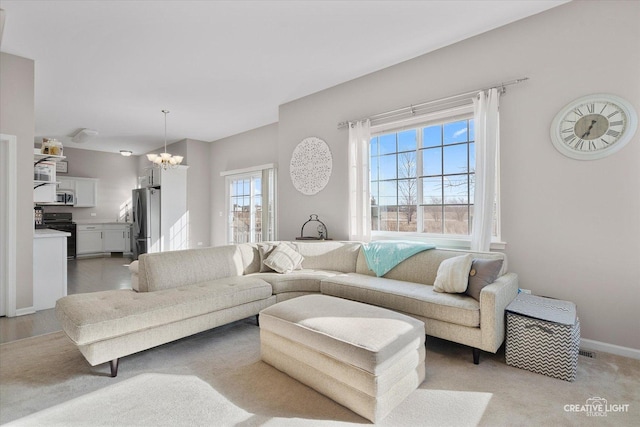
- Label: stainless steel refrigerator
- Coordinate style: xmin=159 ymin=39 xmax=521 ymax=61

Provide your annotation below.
xmin=131 ymin=187 xmax=160 ymax=260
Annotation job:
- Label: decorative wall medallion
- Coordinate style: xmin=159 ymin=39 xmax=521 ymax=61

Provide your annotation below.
xmin=290 ymin=137 xmax=333 ymax=195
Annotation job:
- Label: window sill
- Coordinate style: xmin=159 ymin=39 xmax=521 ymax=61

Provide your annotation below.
xmin=371 ymin=232 xmax=506 ymax=251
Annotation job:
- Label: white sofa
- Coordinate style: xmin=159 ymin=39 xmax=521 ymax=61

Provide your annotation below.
xmin=55 ymin=241 xmax=518 ymax=376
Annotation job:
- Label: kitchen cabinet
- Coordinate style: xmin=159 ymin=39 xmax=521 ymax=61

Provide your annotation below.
xmin=103 ymin=224 xmax=130 ymax=252
xmin=77 ymin=225 xmax=103 ymax=255
xmin=74 ymin=177 xmax=98 ymax=207
xmin=77 ymin=223 xmax=131 ymax=255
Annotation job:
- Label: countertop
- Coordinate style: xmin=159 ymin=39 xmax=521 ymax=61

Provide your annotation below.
xmin=34 ymin=229 xmax=71 ymax=238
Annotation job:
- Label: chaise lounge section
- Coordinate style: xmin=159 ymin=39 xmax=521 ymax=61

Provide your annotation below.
xmin=55 ymin=241 xmax=518 ymax=376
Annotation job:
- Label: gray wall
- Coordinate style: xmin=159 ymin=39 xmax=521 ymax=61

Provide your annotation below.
xmin=1 ymin=53 xmax=35 ymax=310
xmin=212 ymin=1 xmax=640 ymax=349
xmin=210 ymin=123 xmax=278 ymax=246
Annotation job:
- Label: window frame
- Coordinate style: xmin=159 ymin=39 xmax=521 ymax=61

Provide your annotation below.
xmin=369 ymin=105 xmax=504 ymax=250
xmin=221 ymin=164 xmax=277 ymax=245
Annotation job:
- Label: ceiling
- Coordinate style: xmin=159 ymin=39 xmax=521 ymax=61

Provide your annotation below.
xmin=0 ymin=1 xmax=567 ymax=155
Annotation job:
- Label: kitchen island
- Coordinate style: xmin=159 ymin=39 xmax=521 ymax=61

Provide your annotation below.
xmin=34 ymin=228 xmax=69 ymax=310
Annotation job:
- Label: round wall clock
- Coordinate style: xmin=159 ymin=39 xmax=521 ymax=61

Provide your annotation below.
xmin=290 ymin=137 xmax=332 ymax=195
xmin=550 ymin=93 xmax=637 ymax=160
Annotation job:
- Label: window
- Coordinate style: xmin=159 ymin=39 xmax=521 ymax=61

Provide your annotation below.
xmin=370 ymin=108 xmax=497 ymax=242
xmin=223 ymin=165 xmax=276 ymax=244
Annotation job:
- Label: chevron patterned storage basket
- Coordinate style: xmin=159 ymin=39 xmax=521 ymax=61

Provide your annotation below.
xmin=505 ymin=294 xmax=580 ymax=382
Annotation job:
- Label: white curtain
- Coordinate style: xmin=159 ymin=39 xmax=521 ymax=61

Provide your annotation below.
xmin=471 ymin=88 xmax=500 ymax=252
xmin=348 ymin=120 xmax=371 ymax=242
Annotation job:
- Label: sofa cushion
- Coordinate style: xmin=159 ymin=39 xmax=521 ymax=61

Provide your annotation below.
xmin=138 ymin=245 xmax=244 ymax=292
xmin=466 ymin=258 xmax=504 ymax=301
xmin=263 ymin=243 xmax=304 ymax=273
xmin=293 ymin=241 xmax=361 ymax=273
xmin=249 ymin=269 xmax=342 ymax=294
xmin=56 ymin=276 xmax=272 ymax=345
xmin=321 ymin=273 xmax=480 ymax=328
xmin=433 ymin=254 xmax=473 ymax=293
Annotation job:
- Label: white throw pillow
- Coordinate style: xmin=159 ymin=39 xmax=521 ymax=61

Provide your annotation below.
xmin=263 ymin=243 xmax=304 ymax=274
xmin=433 ymin=254 xmax=474 ymax=293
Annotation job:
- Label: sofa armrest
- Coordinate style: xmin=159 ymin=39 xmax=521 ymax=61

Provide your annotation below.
xmin=479 ymin=272 xmax=518 ymax=352
xmin=128 ymin=261 xmax=139 ymax=292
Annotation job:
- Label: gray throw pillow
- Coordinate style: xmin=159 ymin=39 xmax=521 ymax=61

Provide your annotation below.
xmin=465 ymin=258 xmax=504 ymax=301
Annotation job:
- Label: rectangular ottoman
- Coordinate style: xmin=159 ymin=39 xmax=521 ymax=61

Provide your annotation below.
xmin=259 ymin=294 xmax=425 ymax=423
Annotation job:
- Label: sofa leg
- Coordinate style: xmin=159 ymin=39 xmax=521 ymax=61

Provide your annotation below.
xmin=472 ymin=348 xmax=480 ymax=365
xmin=110 ymin=359 xmax=119 ymax=377
xmin=255 ymin=314 xmax=260 ymax=327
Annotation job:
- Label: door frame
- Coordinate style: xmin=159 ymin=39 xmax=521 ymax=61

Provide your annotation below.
xmin=1 ymin=134 xmax=17 ymax=317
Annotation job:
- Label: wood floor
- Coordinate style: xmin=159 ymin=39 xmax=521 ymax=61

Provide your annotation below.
xmin=0 ymin=255 xmax=133 ymax=344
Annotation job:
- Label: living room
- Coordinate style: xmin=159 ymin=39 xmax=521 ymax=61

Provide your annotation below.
xmin=1 ymin=1 xmax=639 ymax=425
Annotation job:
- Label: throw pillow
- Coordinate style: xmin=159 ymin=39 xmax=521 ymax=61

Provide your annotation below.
xmin=465 ymin=258 xmax=504 ymax=301
xmin=433 ymin=254 xmax=474 ymax=293
xmin=257 ymin=242 xmax=278 ymax=272
xmin=263 ymin=243 xmax=304 ymax=274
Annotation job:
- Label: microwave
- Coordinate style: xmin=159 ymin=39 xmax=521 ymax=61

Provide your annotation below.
xmin=56 ymin=191 xmax=75 ymax=205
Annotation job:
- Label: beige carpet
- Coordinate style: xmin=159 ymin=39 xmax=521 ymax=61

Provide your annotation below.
xmin=1 ymin=318 xmax=639 ymax=426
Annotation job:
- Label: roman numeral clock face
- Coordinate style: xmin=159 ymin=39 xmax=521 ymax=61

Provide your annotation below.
xmin=550 ymin=94 xmax=637 ymax=160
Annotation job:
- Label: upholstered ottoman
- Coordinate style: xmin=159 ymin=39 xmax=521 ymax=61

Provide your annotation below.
xmin=259 ymin=294 xmax=425 ymax=422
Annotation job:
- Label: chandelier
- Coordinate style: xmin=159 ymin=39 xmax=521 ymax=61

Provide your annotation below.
xmin=146 ymin=109 xmax=183 ymax=170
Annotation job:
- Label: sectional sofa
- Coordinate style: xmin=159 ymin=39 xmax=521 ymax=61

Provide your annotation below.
xmin=55 ymin=241 xmax=518 ymax=376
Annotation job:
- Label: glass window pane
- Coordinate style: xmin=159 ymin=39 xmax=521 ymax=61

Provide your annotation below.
xmin=379 ymin=133 xmax=396 ymax=154
xmin=398 ymin=205 xmax=418 ymax=232
xmin=397 ymin=151 xmax=416 ymax=178
xmin=379 ymin=181 xmax=397 ymax=206
xmin=443 ymin=175 xmax=469 ymax=204
xmin=378 ymin=206 xmax=398 ymax=232
xmin=422 ymin=206 xmax=443 ymax=234
xmin=444 ymin=205 xmax=469 ymax=235
xmin=421 ymin=147 xmax=442 ymax=176
xmin=371 ymin=206 xmax=380 ymax=231
xmin=370 ymin=137 xmax=379 ymax=156
xmin=370 ymin=182 xmax=379 ymax=205
xmin=469 ymin=142 xmax=475 ymax=172
xmin=443 ymin=120 xmax=468 ymax=145
xmin=468 ymin=119 xmax=475 ymax=142
xmin=398 ymin=178 xmax=416 ymax=206
xmin=422 ymin=177 xmax=442 ymax=203
xmin=379 ymin=154 xmax=397 ymax=180
xmin=443 ymin=144 xmax=468 ymax=175
xmin=398 ymin=129 xmax=417 ymax=152
xmin=423 ymin=125 xmax=442 ymax=148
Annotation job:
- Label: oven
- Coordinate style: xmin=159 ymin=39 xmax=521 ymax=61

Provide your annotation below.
xmin=42 ymin=212 xmax=76 ymax=259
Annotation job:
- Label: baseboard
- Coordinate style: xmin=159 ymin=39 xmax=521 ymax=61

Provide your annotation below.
xmin=15 ymin=306 xmax=36 ymax=317
xmin=580 ymin=338 xmax=640 ymax=360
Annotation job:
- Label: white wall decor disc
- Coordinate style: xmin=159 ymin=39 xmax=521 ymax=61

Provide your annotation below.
xmin=550 ymin=93 xmax=638 ymax=160
xmin=290 ymin=137 xmax=333 ymax=195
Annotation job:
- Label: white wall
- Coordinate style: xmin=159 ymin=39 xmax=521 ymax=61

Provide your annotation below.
xmin=0 ymin=53 xmax=35 ymax=311
xmin=212 ymin=1 xmax=640 ymax=350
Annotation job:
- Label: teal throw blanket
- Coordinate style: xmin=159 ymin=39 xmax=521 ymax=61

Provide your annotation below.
xmin=363 ymin=240 xmax=435 ymax=277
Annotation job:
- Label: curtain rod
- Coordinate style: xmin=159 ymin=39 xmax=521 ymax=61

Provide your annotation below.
xmin=337 ymin=77 xmax=529 ymax=129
